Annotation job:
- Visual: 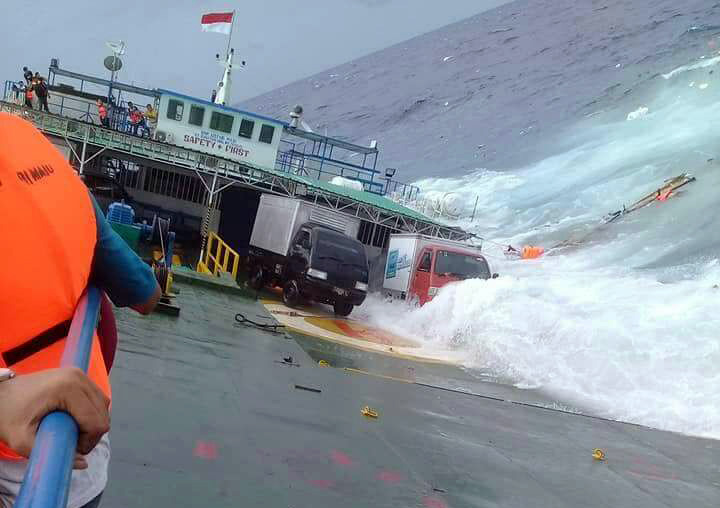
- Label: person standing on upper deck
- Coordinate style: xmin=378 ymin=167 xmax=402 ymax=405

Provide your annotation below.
xmin=96 ymin=100 xmax=110 ymax=128
xmin=127 ymin=102 xmax=143 ymax=136
xmin=144 ymin=104 xmax=157 ymax=139
xmin=23 ymin=82 xmax=33 ymax=109
xmin=33 ymin=76 xmax=50 ymax=113
xmin=22 ymin=67 xmax=33 ymax=85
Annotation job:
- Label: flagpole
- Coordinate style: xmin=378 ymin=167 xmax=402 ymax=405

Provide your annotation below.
xmin=225 ymin=10 xmax=235 ymax=59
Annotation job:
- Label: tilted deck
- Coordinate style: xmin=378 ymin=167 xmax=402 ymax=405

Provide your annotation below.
xmin=104 ymin=281 xmax=720 ymax=507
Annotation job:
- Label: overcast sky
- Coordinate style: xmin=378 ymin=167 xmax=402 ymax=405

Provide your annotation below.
xmin=2 ymin=0 xmax=510 ymax=101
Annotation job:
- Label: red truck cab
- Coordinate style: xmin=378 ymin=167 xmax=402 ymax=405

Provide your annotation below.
xmin=409 ymin=246 xmax=493 ymax=305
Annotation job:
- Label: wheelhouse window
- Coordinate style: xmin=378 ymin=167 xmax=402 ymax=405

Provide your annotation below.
xmin=166 ymin=99 xmax=184 ymax=121
xmin=259 ymin=124 xmax=275 ymax=144
xmin=238 ymin=118 xmax=255 ymax=139
xmin=189 ymin=105 xmax=205 ymax=126
xmin=210 ymin=111 xmax=234 ymax=133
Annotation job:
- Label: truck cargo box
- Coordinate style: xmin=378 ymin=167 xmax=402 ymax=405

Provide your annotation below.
xmin=250 ymin=194 xmax=360 ymax=256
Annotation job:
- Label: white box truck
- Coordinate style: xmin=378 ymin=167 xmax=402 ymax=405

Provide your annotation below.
xmin=248 ymin=194 xmax=369 ymax=316
xmin=383 ymin=233 xmax=494 ymax=306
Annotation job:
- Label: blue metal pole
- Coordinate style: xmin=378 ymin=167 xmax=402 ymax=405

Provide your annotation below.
xmin=15 ymin=286 xmax=102 ymax=508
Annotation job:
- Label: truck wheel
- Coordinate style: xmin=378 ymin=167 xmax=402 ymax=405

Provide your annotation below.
xmin=333 ymin=301 xmax=353 ymax=317
xmin=249 ymin=266 xmax=265 ymax=290
xmin=282 ymin=280 xmax=301 ymax=308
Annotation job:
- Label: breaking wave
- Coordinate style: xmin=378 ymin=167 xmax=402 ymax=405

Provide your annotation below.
xmin=363 ymin=56 xmax=720 ymax=438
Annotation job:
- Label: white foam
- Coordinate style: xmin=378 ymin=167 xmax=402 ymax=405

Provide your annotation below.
xmin=662 ymin=54 xmax=720 ymax=79
xmin=626 ymin=106 xmax=649 ymax=121
xmin=362 ymin=262 xmax=720 ymax=438
xmin=362 ymin=86 xmax=720 ymax=438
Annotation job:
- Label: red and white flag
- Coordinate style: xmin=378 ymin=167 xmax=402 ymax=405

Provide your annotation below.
xmin=201 ymin=12 xmax=234 ymax=34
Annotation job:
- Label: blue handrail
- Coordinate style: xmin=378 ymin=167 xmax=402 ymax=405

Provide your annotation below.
xmin=15 ymin=286 xmax=103 ymax=508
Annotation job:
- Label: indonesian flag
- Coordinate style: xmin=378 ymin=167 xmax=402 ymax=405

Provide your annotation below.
xmin=201 ymin=12 xmax=234 ymax=34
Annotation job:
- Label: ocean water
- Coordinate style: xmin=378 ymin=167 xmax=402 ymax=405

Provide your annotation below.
xmin=246 ymin=1 xmax=720 ymax=438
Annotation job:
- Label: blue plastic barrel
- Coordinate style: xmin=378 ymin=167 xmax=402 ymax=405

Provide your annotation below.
xmin=107 ymin=201 xmax=135 ymax=225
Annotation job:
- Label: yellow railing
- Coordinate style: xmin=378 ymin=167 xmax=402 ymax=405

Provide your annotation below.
xmin=196 ymin=232 xmax=240 ymax=279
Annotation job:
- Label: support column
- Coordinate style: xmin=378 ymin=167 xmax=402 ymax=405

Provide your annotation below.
xmin=78 ymin=128 xmax=89 ymax=175
xmin=198 ymin=171 xmax=218 ymax=263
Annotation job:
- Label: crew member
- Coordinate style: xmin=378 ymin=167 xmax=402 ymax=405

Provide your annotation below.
xmin=0 ymin=112 xmax=161 ymax=508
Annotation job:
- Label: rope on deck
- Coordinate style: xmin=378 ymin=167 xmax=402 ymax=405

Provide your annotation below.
xmin=234 ymin=313 xmax=285 ymax=334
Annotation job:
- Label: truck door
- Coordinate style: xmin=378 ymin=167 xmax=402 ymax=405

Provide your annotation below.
xmin=410 ymin=248 xmax=433 ymax=305
xmin=287 ymin=229 xmax=311 ymax=278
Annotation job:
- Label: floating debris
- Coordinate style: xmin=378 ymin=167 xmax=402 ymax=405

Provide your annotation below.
xmin=295 ymin=384 xmax=321 ymax=393
xmin=361 ymin=406 xmax=379 ymax=418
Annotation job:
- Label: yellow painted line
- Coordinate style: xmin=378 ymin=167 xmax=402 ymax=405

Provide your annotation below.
xmin=343 ymin=367 xmax=413 ymax=384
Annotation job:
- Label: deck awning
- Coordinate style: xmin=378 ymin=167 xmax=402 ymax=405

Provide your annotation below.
xmin=284 ymin=126 xmax=378 ymax=155
xmin=49 ymin=61 xmax=159 ymax=98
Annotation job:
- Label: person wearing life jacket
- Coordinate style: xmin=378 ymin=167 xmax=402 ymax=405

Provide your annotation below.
xmin=96 ymin=99 xmax=109 ymax=128
xmin=0 ymin=112 xmax=160 ymax=508
xmin=127 ymin=102 xmax=144 ymax=136
xmin=23 ymin=83 xmax=33 ymax=109
xmin=505 ymin=244 xmax=545 ymax=260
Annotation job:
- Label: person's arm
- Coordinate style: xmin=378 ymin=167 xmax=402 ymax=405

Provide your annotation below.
xmin=90 ymin=195 xmax=161 ymax=314
xmin=0 ymin=368 xmax=110 ymax=469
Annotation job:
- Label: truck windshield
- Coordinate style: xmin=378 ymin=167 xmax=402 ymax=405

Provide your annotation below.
xmin=315 ymin=230 xmax=367 ymax=267
xmin=434 ymin=250 xmax=490 ymax=279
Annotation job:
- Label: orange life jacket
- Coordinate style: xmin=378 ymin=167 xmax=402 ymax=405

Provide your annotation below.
xmin=98 ymin=104 xmax=108 ymax=120
xmin=25 ymin=88 xmax=33 ymax=100
xmin=129 ymin=109 xmax=142 ymax=124
xmin=0 ymin=112 xmax=110 ymax=461
xmin=521 ymin=245 xmax=545 ymax=260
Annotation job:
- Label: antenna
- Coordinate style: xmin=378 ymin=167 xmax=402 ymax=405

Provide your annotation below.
xmin=106 ymin=40 xmax=126 ymax=55
xmin=104 ymin=40 xmax=126 ymax=99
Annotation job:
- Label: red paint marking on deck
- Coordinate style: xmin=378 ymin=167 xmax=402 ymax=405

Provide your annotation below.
xmin=423 ymin=496 xmax=448 ymax=508
xmin=334 ymin=320 xmax=362 ymax=338
xmin=330 ymin=449 xmax=353 ymax=466
xmin=307 ymin=478 xmax=334 ymax=489
xmin=377 ymin=470 xmax=404 ymax=484
xmin=193 ymin=441 xmax=218 ymax=460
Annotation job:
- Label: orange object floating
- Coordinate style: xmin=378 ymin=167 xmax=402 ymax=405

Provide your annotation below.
xmin=521 ymin=246 xmax=545 ymax=259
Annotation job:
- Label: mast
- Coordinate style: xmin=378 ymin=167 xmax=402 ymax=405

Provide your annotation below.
xmin=214 ymin=10 xmax=235 ymax=106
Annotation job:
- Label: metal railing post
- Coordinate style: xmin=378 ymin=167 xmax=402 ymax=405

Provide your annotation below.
xmin=15 ymin=286 xmax=102 ymax=508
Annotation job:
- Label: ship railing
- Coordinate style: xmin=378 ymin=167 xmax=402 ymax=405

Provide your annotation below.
xmin=276 ymin=141 xmax=420 ymax=200
xmin=15 ymin=286 xmax=103 ymax=508
xmin=197 ymin=231 xmax=240 ymax=279
xmin=0 ymin=100 xmax=246 ymax=176
xmin=3 ymin=80 xmax=25 ymax=106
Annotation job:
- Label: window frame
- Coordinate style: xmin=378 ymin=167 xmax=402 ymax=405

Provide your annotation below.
xmin=209 ymin=111 xmax=235 ymax=133
xmin=417 ymin=251 xmax=432 ymax=272
xmin=238 ymin=118 xmax=255 ymax=139
xmin=259 ymin=124 xmax=275 ymax=144
xmin=188 ymin=105 xmax=205 ymax=127
xmin=166 ymin=99 xmax=184 ymax=121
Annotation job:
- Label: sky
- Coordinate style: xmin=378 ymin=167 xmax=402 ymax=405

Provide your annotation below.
xmin=1 ymin=0 xmax=511 ymax=102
